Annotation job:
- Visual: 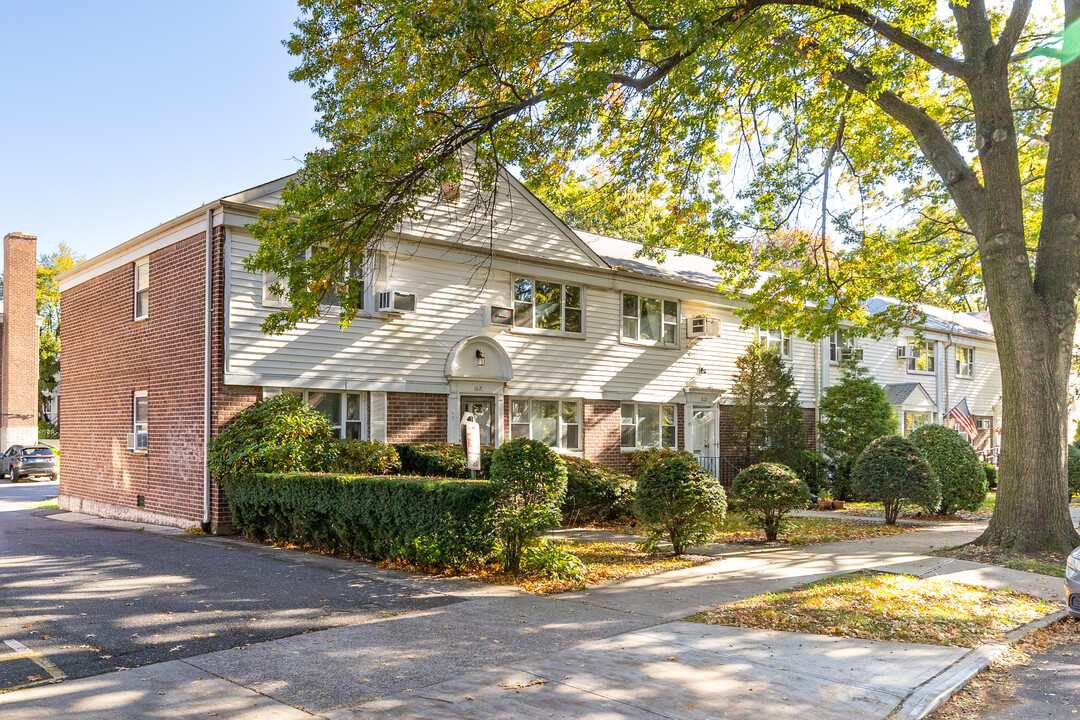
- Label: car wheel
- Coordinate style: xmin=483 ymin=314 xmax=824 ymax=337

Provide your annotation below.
xmin=11 ymin=472 xmax=20 ymax=483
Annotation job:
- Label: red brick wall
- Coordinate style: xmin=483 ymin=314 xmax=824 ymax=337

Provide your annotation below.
xmin=2 ymin=233 xmax=39 ymax=444
xmin=583 ymin=399 xmax=629 ymax=471
xmin=386 ymin=392 xmax=447 ymax=443
xmin=60 ymin=231 xmax=212 ymax=525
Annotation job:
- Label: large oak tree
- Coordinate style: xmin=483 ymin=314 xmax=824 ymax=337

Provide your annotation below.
xmin=251 ymin=1 xmax=1080 ymax=551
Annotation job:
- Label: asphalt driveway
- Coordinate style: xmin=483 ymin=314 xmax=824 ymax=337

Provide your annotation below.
xmin=0 ymin=480 xmax=466 ymax=689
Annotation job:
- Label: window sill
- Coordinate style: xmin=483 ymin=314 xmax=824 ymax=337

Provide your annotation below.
xmin=955 ymin=375 xmax=974 ymax=380
xmin=619 ymin=338 xmax=680 ymax=351
xmin=133 ymin=316 xmax=148 ymax=323
xmin=906 ymin=370 xmax=936 ymax=376
xmin=510 ymin=327 xmax=585 ymax=339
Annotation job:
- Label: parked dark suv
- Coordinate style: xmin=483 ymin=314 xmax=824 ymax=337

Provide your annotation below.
xmin=0 ymin=445 xmax=58 ymax=482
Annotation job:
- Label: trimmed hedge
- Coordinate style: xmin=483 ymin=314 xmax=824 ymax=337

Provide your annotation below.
xmin=489 ymin=438 xmax=568 ymax=572
xmin=629 ymin=448 xmax=697 ymax=478
xmin=635 ymin=452 xmax=727 ymax=555
xmin=333 ymin=440 xmax=401 ymax=475
xmin=396 ymin=442 xmax=493 ymax=478
xmin=910 ymin=424 xmax=987 ymax=515
xmin=562 ymin=457 xmax=636 ymax=523
xmin=220 ymin=472 xmax=496 ymax=566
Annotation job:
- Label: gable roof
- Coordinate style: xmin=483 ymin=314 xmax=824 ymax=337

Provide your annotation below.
xmin=884 ymin=382 xmax=936 ymax=408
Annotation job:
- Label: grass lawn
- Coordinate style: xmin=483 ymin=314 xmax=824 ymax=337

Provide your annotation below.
xmin=934 ymin=543 xmax=1067 ymax=578
xmin=929 ymin=619 xmax=1080 ymax=719
xmin=812 ymin=493 xmax=995 ymax=521
xmin=688 ymin=570 xmax=1056 ymax=647
xmin=382 ymin=541 xmax=711 ymax=595
xmin=30 ymin=498 xmax=58 ymax=510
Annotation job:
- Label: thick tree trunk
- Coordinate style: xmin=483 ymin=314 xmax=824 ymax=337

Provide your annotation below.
xmin=976 ymin=309 xmax=1079 ymax=553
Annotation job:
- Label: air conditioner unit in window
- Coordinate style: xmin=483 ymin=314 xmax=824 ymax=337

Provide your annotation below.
xmin=376 ymin=291 xmax=415 ymax=314
xmin=685 ymin=316 xmax=720 ymax=339
xmin=896 ymin=345 xmax=911 ymax=360
xmin=125 ymin=431 xmax=148 ymax=451
xmin=482 ymin=305 xmax=514 ymax=328
xmin=840 ymin=347 xmax=864 ymax=363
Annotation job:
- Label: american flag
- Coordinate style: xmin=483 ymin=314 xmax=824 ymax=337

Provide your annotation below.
xmin=949 ymin=398 xmax=978 ymax=441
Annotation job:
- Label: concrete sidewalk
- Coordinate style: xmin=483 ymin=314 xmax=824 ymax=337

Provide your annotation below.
xmin=0 ymin=520 xmax=1060 ymax=719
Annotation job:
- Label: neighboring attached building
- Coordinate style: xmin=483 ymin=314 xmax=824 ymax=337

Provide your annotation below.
xmin=0 ymin=233 xmax=42 ymax=451
xmin=56 ymin=165 xmax=1014 ymax=530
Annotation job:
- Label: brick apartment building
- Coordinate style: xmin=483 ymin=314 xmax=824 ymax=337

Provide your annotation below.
xmin=57 ymin=166 xmax=1010 ymax=531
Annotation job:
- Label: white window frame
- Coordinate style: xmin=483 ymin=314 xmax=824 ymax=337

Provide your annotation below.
xmin=620 ymin=402 xmax=678 ymax=451
xmin=262 ymin=270 xmax=289 ymax=309
xmin=132 ymin=390 xmax=148 ymax=453
xmin=512 ymin=276 xmax=584 ymax=335
xmin=828 ymin=329 xmax=856 ymax=363
xmin=509 ymin=398 xmax=582 ymax=451
xmin=758 ymin=328 xmax=792 ymax=358
xmin=264 ymin=255 xmax=371 ymax=312
xmin=907 ymin=339 xmax=936 ymax=374
xmin=621 ymin=293 xmax=680 ymax=347
xmin=133 ymin=259 xmax=149 ymax=321
xmin=286 ymin=389 xmax=368 ymax=440
xmin=955 ymin=346 xmax=974 ymax=378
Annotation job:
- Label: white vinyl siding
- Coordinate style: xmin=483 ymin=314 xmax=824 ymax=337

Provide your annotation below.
xmin=510 ymin=398 xmax=581 ymax=450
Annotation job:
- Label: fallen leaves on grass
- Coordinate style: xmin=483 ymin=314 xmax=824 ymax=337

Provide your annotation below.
xmin=713 ymin=515 xmax=910 ymax=545
xmin=813 ymin=497 xmax=994 ymax=522
xmin=381 ymin=541 xmax=709 ymax=595
xmin=929 ymin=620 xmax=1080 ymax=720
xmin=689 ymin=571 xmax=1056 ymax=647
xmin=934 ymin=544 xmax=1067 ymax=578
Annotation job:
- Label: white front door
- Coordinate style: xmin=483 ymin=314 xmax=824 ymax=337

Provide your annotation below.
xmin=690 ymin=405 xmax=718 ymax=457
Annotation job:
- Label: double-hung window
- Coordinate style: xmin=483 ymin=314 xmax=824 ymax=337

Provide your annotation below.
xmin=132 ymin=391 xmax=148 ymax=452
xmin=907 ymin=340 xmax=935 ymax=373
xmin=955 ymin=346 xmax=974 ymax=378
xmin=283 ymin=389 xmax=367 ymax=439
xmin=513 ymin=277 xmax=582 ymax=333
xmin=620 ymin=403 xmax=677 ymax=450
xmin=133 ymin=260 xmax=149 ymax=320
xmin=510 ymin=398 xmax=581 ymax=450
xmin=622 ymin=294 xmax=678 ymax=345
xmin=829 ymin=330 xmax=854 ymax=363
xmin=759 ymin=328 xmax=791 ymax=358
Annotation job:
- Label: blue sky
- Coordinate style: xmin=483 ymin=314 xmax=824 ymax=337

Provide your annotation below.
xmin=0 ymin=1 xmax=319 ymax=267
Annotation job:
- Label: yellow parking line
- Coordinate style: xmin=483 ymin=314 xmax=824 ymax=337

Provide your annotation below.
xmin=0 ymin=639 xmax=66 ymax=693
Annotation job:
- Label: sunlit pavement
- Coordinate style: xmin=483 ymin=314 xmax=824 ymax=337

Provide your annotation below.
xmin=0 ymin=489 xmax=1062 ymax=719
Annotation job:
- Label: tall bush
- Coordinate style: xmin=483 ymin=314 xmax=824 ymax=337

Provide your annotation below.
xmin=731 ymin=463 xmax=811 ymax=541
xmin=634 ymin=453 xmax=727 ymax=555
xmin=208 ymin=394 xmax=337 ymax=481
xmin=730 ymin=340 xmax=807 ymax=469
xmin=489 ymin=438 xmax=568 ymax=572
xmin=818 ymin=356 xmax=898 ymax=500
xmin=562 ymin=457 xmax=635 ymax=523
xmin=852 ymin=436 xmax=940 ymax=524
xmin=333 ymin=440 xmax=401 ymax=475
xmin=910 ymin=424 xmax=987 ymax=514
xmin=983 ymin=462 xmax=997 ymax=491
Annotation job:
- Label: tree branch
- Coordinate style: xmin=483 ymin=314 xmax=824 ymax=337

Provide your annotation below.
xmin=831 ymin=63 xmax=988 ymax=240
xmin=994 ymin=0 xmax=1032 ymax=69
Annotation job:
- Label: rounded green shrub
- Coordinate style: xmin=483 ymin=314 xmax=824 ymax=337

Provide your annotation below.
xmin=634 ymin=453 xmax=727 ymax=555
xmin=731 ymin=463 xmax=812 ymax=541
xmin=910 ymin=424 xmax=987 ymax=515
xmin=333 ymin=440 xmax=401 ymax=475
xmin=852 ymin=435 xmax=940 ymax=524
xmin=489 ymin=438 xmax=568 ymax=572
xmin=208 ymin=393 xmax=337 ymax=483
xmin=629 ymin=448 xmax=696 ymax=479
xmin=1069 ymin=446 xmax=1080 ymax=500
xmin=562 ymin=457 xmax=636 ymax=523
xmin=982 ymin=462 xmax=997 ymax=491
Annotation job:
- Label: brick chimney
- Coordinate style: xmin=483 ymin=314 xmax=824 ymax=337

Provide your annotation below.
xmin=1 ymin=233 xmax=39 ymax=450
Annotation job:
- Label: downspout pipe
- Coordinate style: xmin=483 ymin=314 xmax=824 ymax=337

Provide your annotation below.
xmin=202 ymin=208 xmax=214 ymax=529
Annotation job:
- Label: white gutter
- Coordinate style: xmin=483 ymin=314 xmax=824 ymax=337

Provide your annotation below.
xmin=203 ymin=208 xmax=214 ymax=528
